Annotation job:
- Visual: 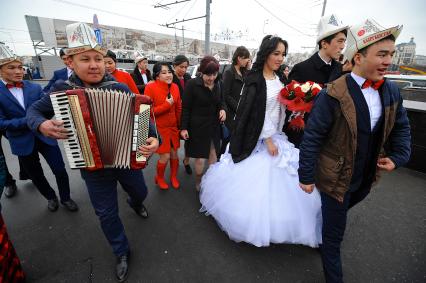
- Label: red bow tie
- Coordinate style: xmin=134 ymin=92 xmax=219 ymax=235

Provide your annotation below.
xmin=6 ymin=82 xmax=24 ymax=89
xmin=361 ymin=79 xmax=384 ymax=90
xmin=140 ymin=69 xmax=146 ymax=74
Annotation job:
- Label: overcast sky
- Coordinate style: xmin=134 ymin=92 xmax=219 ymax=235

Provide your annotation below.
xmin=1 ymin=0 xmax=425 ymax=56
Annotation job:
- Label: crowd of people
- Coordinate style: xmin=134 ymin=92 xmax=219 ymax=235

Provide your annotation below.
xmin=0 ymin=13 xmax=412 ymax=283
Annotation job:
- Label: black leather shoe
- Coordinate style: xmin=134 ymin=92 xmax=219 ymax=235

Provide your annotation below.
xmin=183 ymin=161 xmax=192 ymax=175
xmin=135 ymin=204 xmax=149 ymax=218
xmin=116 ymin=253 xmax=130 ymax=282
xmin=61 ymin=199 xmax=79 ymax=212
xmin=47 ymin=198 xmax=59 ymax=212
xmin=4 ymin=183 xmax=17 ymax=198
xmin=127 ymin=199 xmax=149 ymax=218
xmin=19 ymin=171 xmax=30 ymax=181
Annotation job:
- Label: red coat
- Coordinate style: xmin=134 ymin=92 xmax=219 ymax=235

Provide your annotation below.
xmin=145 ymin=80 xmax=181 ymax=153
xmin=111 ymin=69 xmax=140 ymax=94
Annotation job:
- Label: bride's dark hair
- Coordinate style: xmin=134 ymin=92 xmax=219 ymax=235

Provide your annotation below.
xmin=252 ymin=35 xmax=288 ymax=72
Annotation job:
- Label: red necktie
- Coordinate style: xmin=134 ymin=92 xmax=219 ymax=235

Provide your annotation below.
xmin=6 ymin=82 xmax=24 ymax=89
xmin=140 ymin=69 xmax=146 ymax=75
xmin=361 ymin=79 xmax=384 ymax=90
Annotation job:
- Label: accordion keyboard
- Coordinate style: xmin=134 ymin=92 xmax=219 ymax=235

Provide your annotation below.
xmin=50 ymin=92 xmax=86 ymax=169
xmin=135 ymin=104 xmax=150 ymax=162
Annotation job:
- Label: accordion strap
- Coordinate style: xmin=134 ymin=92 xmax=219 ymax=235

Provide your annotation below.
xmin=64 ymin=80 xmax=118 ymax=89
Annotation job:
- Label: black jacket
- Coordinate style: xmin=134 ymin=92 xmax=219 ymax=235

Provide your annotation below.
xmin=289 ymin=52 xmax=342 ymax=85
xmin=131 ymin=66 xmax=152 ymax=94
xmin=172 ymin=72 xmax=192 ymax=98
xmin=229 ymin=70 xmax=267 ymax=163
xmin=284 ymin=52 xmax=342 ymax=147
xmin=181 ymin=77 xmax=226 ymax=159
xmin=222 ymin=65 xmax=245 ymax=130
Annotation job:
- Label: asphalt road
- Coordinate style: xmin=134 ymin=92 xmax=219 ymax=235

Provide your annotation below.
xmin=1 ymin=140 xmax=425 ymax=283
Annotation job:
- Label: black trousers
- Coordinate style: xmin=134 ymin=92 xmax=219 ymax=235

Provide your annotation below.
xmin=18 ymin=138 xmax=70 ymax=201
xmin=0 ymin=133 xmax=29 ymax=186
xmin=320 ymin=186 xmax=371 ymax=283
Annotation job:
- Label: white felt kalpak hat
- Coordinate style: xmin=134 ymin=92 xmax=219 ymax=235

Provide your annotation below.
xmin=134 ymin=56 xmax=148 ymax=64
xmin=65 ymin=22 xmax=107 ymax=56
xmin=316 ymin=14 xmax=348 ymax=43
xmin=344 ymin=19 xmax=403 ymax=62
xmin=0 ymin=44 xmax=22 ymax=67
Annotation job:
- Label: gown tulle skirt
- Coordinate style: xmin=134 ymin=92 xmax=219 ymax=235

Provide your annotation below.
xmin=200 ymin=133 xmax=322 ymax=248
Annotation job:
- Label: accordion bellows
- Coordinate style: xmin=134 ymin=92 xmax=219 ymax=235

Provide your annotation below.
xmin=51 ymin=89 xmax=152 ymax=170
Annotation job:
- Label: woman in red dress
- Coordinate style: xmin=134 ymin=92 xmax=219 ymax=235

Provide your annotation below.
xmin=104 ymin=50 xmax=140 ymax=94
xmin=145 ymin=62 xmax=182 ymax=190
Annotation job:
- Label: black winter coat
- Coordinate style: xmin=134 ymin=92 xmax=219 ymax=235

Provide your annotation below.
xmin=222 ymin=65 xmax=245 ymax=131
xmin=289 ymin=52 xmax=342 ymax=84
xmin=229 ymin=70 xmax=267 ymax=163
xmin=181 ymin=77 xmax=226 ymax=158
xmin=284 ymin=52 xmax=342 ymax=147
xmin=131 ymin=66 xmax=152 ymax=94
xmin=172 ymin=72 xmax=192 ymax=98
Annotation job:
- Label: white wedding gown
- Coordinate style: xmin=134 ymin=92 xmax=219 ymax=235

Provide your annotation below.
xmin=200 ymin=76 xmax=322 ymax=248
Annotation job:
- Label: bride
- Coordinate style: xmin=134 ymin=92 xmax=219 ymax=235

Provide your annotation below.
xmin=200 ymin=35 xmax=322 ymax=248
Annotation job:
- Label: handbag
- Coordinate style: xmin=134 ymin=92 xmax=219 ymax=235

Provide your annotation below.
xmin=220 ymin=123 xmax=230 ymax=140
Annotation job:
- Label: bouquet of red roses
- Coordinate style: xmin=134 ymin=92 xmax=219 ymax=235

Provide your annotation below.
xmin=278 ymin=80 xmax=322 ymax=131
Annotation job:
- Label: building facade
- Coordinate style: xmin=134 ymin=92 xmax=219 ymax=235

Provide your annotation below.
xmin=393 ymin=37 xmax=416 ymax=65
xmin=414 ymin=55 xmax=426 ymax=66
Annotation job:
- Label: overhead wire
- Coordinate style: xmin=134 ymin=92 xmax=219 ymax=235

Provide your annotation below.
xmin=53 ymin=0 xmax=162 ymax=27
xmin=166 ymin=0 xmax=192 ymax=22
xmin=252 ymin=0 xmax=314 ymax=37
xmin=182 ymin=0 xmax=199 ymax=19
xmin=52 ymin=0 xmax=204 ymax=36
xmin=262 ymin=0 xmax=319 ymax=25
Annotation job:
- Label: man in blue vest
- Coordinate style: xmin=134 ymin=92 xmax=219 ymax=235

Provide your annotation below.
xmin=0 ymin=49 xmax=78 ymax=212
xmin=298 ymin=19 xmax=411 ymax=282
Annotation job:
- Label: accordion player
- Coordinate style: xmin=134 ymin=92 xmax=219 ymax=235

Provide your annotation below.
xmin=50 ymin=88 xmax=153 ymax=171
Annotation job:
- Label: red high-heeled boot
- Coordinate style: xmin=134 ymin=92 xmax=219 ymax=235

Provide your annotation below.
xmin=155 ymin=160 xmax=169 ymax=190
xmin=170 ymin=159 xmax=180 ymax=189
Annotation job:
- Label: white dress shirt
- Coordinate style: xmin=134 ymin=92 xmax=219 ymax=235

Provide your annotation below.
xmin=2 ymin=79 xmax=25 ymax=109
xmin=350 ymin=72 xmax=383 ymax=130
xmin=139 ymin=69 xmax=148 ymax=84
xmin=67 ymin=67 xmax=73 ymax=78
xmin=318 ymin=52 xmax=332 ymax=66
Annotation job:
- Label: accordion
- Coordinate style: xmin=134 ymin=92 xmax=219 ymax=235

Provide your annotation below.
xmin=50 ymin=88 xmax=152 ymax=171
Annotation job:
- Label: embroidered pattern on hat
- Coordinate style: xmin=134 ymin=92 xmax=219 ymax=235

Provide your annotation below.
xmin=358 ymin=29 xmax=366 ymax=36
xmin=89 ymin=31 xmax=98 ymax=46
xmin=362 ymin=30 xmax=392 ymax=45
xmin=0 ymin=44 xmax=14 ymax=59
xmin=328 ymin=15 xmax=339 ymax=26
xmin=364 ymin=20 xmax=380 ymax=33
xmin=71 ymin=25 xmax=85 ymax=45
xmin=0 ymin=48 xmax=8 ymax=58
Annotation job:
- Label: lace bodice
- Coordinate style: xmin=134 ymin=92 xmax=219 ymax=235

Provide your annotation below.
xmin=259 ymin=76 xmax=284 ymax=139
